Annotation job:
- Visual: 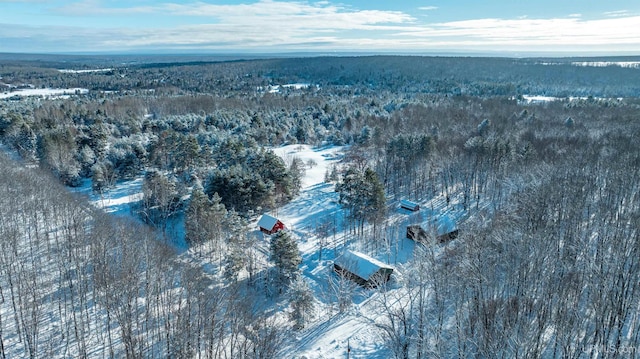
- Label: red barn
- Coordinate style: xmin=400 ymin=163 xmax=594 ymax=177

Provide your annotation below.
xmin=258 ymin=214 xmax=285 ymax=235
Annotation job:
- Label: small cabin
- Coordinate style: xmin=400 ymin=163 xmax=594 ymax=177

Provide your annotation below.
xmin=400 ymin=199 xmax=420 ymax=212
xmin=407 ymin=215 xmax=459 ymax=244
xmin=257 ymin=214 xmax=286 ymax=235
xmin=333 ymin=250 xmax=394 ymax=287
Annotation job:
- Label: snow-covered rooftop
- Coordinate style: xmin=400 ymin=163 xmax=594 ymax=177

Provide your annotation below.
xmin=334 ymin=250 xmax=394 ymax=281
xmin=400 ymin=199 xmax=419 ymax=210
xmin=257 ymin=213 xmax=279 ymax=230
xmin=435 ymin=215 xmax=457 ymax=236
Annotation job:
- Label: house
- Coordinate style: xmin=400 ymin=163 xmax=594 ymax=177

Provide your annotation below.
xmin=257 ymin=214 xmax=285 ymax=235
xmin=333 ymin=250 xmax=394 ymax=287
xmin=406 ymin=215 xmax=459 ymax=243
xmin=400 ymin=199 xmax=420 ymax=212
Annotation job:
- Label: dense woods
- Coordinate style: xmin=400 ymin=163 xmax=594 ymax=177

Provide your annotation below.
xmin=1 ymin=54 xmax=640 ymax=358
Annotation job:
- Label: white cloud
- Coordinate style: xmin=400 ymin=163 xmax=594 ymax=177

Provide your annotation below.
xmin=395 ymin=16 xmax=640 ymax=49
xmin=2 ymin=1 xmax=640 ymax=53
xmin=54 ymin=0 xmax=415 ymax=27
xmin=418 ymin=6 xmax=438 ymax=11
xmin=44 ymin=0 xmax=417 ymax=50
xmin=52 ymin=0 xmax=158 ymax=15
xmin=603 ymin=10 xmax=629 ymax=17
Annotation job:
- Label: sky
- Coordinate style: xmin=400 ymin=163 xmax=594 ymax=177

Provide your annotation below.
xmin=0 ymin=0 xmax=639 ymax=55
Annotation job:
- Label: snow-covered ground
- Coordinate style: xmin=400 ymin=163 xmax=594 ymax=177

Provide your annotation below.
xmin=270 ymin=144 xmax=343 ymax=189
xmin=68 ymin=143 xmax=467 ymax=358
xmin=260 ymin=83 xmax=317 ymax=94
xmin=58 ymin=68 xmax=113 ymax=74
xmin=519 ymin=94 xmax=623 ymax=104
xmin=571 ymin=61 xmax=640 ymax=68
xmin=539 ymin=61 xmax=640 ymax=69
xmin=72 ymin=177 xmax=144 ymax=215
xmin=0 ymin=87 xmax=89 ymax=99
xmin=263 ymin=144 xmax=467 ymax=358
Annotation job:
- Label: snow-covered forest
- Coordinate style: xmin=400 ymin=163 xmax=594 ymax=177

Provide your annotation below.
xmin=1 ymin=54 xmax=640 ymax=358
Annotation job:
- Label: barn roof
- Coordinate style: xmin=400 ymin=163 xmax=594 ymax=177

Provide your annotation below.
xmin=334 ymin=250 xmax=394 ymax=281
xmin=257 ymin=214 xmax=279 ymax=230
xmin=400 ymin=199 xmax=419 ymax=209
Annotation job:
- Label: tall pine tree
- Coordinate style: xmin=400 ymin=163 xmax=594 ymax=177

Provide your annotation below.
xmin=270 ymin=230 xmax=302 ymax=288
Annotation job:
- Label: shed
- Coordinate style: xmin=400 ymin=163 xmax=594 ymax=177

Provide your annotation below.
xmin=333 ymin=250 xmax=394 ymax=287
xmin=400 ymin=199 xmax=420 ymax=212
xmin=406 ymin=215 xmax=459 ymax=243
xmin=258 ymin=214 xmax=286 ymax=235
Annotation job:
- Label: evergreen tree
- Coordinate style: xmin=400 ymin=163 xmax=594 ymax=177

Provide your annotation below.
xmin=205 ymin=165 xmax=273 ymax=213
xmin=270 ymin=230 xmax=302 ymax=287
xmin=336 ymin=166 xmax=367 ymax=224
xmin=363 ymin=167 xmax=387 ymax=224
xmin=253 ymin=149 xmax=295 ymax=205
xmin=141 ymin=170 xmax=180 ymax=230
xmin=185 ymin=187 xmax=210 ymax=247
xmin=337 ymin=166 xmax=386 ymax=234
xmin=289 ymin=157 xmax=306 ymax=196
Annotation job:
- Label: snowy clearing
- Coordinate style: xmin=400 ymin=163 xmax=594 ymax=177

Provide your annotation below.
xmin=270 ymin=144 xmax=344 ymax=189
xmin=65 ymin=143 xmax=467 ymax=358
xmin=0 ymin=87 xmax=89 ymax=99
xmin=72 ymin=177 xmax=144 ymax=215
xmin=58 ymin=68 xmax=113 ymax=73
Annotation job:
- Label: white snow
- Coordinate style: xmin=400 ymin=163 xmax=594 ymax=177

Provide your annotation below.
xmin=0 ymin=87 xmax=89 ymax=99
xmin=262 ymin=83 xmax=316 ymax=93
xmin=61 ymin=143 xmax=465 ymax=358
xmin=58 ymin=68 xmax=113 ymax=73
xmin=521 ymin=95 xmax=562 ymax=103
xmin=571 ymin=61 xmax=640 ymax=68
xmin=282 ymin=83 xmax=312 ymax=89
xmin=539 ymin=61 xmax=640 ymax=69
xmin=270 ymin=144 xmax=344 ymax=189
xmin=334 ymin=250 xmax=394 ymax=282
xmin=71 ymin=177 xmax=143 ymax=215
xmin=518 ymin=95 xmax=621 ymax=104
xmin=257 ymin=213 xmax=280 ymax=230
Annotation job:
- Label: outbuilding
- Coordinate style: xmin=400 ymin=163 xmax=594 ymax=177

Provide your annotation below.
xmin=406 ymin=215 xmax=459 ymax=243
xmin=333 ymin=250 xmax=394 ymax=287
xmin=257 ymin=214 xmax=286 ymax=235
xmin=400 ymin=199 xmax=420 ymax=212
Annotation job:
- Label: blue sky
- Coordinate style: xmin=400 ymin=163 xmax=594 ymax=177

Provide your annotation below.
xmin=1 ymin=0 xmax=639 ymax=54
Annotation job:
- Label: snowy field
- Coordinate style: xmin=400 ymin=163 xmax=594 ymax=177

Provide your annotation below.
xmin=539 ymin=61 xmax=640 ymax=69
xmin=519 ymin=94 xmax=623 ymax=104
xmin=0 ymin=87 xmax=89 ymax=99
xmin=58 ymin=68 xmax=113 ymax=73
